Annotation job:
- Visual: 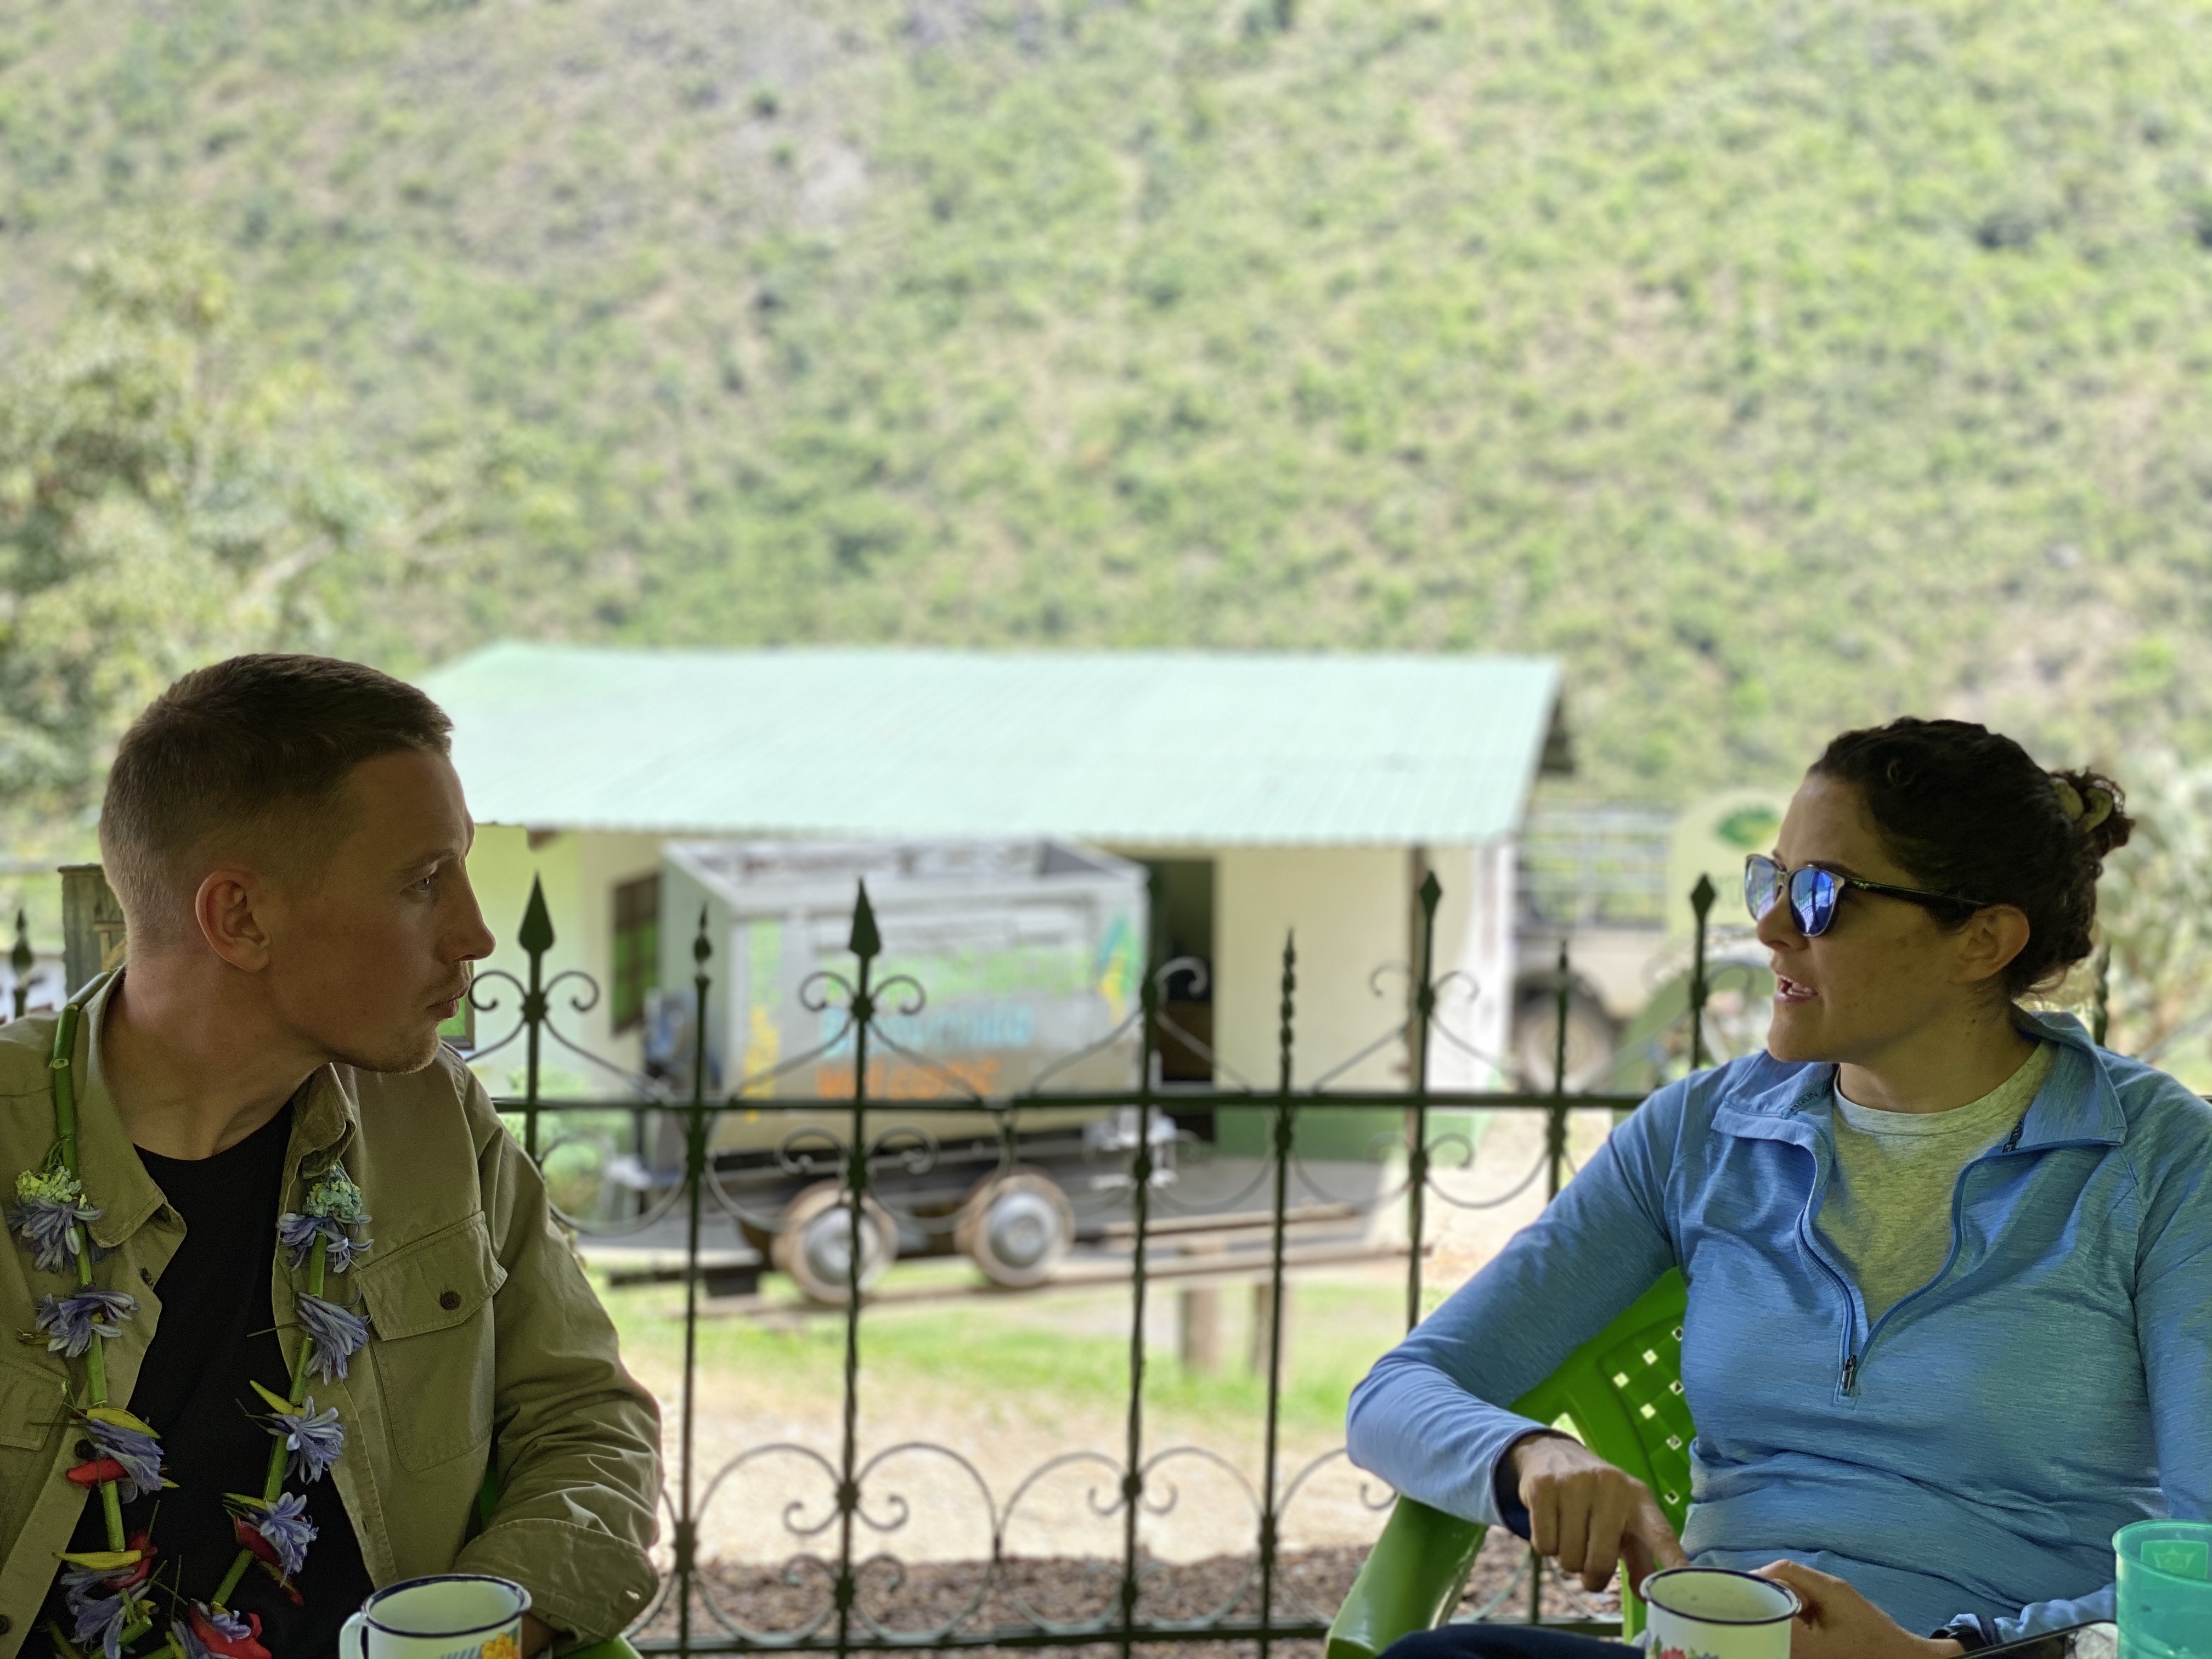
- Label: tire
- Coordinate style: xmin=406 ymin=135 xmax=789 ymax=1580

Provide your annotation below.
xmin=771 ymin=1181 xmax=898 ymax=1305
xmin=1513 ymin=982 xmax=1620 ymax=1093
xmin=953 ymin=1169 xmax=1074 ymax=1289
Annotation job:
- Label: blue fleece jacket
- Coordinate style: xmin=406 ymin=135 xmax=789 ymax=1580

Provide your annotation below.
xmin=1345 ymin=1011 xmax=2212 ymax=1645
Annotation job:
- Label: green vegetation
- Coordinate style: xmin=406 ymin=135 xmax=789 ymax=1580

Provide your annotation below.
xmin=7 ymin=0 xmax=2212 ymax=834
xmin=0 ymin=234 xmax=402 ymax=839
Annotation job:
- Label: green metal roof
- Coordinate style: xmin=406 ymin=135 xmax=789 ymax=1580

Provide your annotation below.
xmin=419 ymin=645 xmax=1562 ymax=847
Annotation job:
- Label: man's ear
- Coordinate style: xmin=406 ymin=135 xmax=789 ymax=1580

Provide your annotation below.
xmin=1957 ymin=904 xmax=2032 ymax=986
xmin=193 ymin=866 xmax=274 ymax=972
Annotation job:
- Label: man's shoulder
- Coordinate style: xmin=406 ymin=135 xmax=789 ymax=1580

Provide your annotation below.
xmin=0 ymin=1011 xmax=62 ymax=1101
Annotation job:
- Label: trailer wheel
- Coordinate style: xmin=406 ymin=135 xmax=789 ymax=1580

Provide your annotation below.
xmin=955 ymin=1170 xmax=1074 ymax=1288
xmin=772 ymin=1181 xmax=898 ymax=1305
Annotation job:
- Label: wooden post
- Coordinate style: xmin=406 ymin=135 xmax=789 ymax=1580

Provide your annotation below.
xmin=1249 ymin=1280 xmax=1293 ymax=1377
xmin=59 ymin=865 xmax=126 ymax=996
xmin=1179 ymin=1284 xmax=1221 ymax=1374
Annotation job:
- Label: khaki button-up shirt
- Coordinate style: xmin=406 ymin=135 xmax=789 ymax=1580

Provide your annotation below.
xmin=0 ymin=976 xmax=662 ymax=1657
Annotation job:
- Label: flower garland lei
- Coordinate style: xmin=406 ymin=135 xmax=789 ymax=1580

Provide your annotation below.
xmin=7 ymin=980 xmax=374 ymax=1659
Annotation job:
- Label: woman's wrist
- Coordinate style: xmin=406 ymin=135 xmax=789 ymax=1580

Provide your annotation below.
xmin=1503 ymin=1426 xmax=1578 ymax=1481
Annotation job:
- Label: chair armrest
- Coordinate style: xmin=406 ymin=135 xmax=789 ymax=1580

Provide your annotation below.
xmin=1324 ymin=1497 xmax=1487 ymax=1659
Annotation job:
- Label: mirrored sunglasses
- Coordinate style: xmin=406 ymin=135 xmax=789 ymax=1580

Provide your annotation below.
xmin=1743 ymin=853 xmax=1986 ymax=938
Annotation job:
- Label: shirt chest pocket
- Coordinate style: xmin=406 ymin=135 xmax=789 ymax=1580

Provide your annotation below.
xmin=356 ymin=1212 xmax=508 ymax=1473
xmin=0 ymin=1348 xmax=70 ymax=1541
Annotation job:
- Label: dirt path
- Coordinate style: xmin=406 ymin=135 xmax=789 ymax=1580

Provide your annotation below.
xmin=624 ymin=1329 xmax=1389 ymax=1570
xmin=621 ymin=1104 xmax=1620 ymax=1577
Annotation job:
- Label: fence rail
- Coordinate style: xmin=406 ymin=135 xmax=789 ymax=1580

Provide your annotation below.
xmin=429 ymin=866 xmax=1755 ymax=1657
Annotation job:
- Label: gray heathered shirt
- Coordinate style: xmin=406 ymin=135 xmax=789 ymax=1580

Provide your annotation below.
xmin=1820 ymin=1040 xmax=2057 ymax=1324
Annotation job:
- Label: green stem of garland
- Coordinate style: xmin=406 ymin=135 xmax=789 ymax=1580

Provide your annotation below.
xmin=263 ymin=1250 xmax=325 ymax=1496
xmin=52 ymin=986 xmax=129 ymax=1556
xmin=52 ymin=996 xmax=84 ymax=1198
xmin=210 ymin=1552 xmax=250 ymax=1611
xmin=213 ymin=1231 xmax=325 ymax=1610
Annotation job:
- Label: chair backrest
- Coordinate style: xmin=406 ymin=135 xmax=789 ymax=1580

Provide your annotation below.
xmin=1324 ymin=1268 xmax=1690 ymax=1659
xmin=1514 ymin=1269 xmax=1694 ymax=1546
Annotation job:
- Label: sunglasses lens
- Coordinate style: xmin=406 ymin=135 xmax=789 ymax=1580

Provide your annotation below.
xmin=1790 ymin=867 xmax=1839 ymax=936
xmin=1744 ymin=857 xmax=1780 ymax=922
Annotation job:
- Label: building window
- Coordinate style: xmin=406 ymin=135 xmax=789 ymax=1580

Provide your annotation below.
xmin=612 ymin=874 xmax=661 ymax=1034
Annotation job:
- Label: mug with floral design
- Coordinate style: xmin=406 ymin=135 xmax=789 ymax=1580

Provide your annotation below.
xmin=1638 ymin=1566 xmax=1800 ymax=1659
xmin=341 ymin=1573 xmax=531 ymax=1659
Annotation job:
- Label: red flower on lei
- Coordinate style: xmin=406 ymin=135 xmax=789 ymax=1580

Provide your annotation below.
xmin=184 ymin=1605 xmax=271 ymax=1659
xmin=229 ymin=1519 xmax=307 ymax=1606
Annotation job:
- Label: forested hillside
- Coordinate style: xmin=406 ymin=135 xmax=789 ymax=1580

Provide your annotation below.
xmin=7 ymin=0 xmax=2212 ymax=831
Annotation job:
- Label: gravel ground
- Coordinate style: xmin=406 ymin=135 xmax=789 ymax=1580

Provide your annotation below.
xmin=639 ymin=1530 xmax=1625 ymax=1655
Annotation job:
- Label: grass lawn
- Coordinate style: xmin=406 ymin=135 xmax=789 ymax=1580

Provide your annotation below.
xmin=595 ymin=1260 xmax=1430 ymax=1441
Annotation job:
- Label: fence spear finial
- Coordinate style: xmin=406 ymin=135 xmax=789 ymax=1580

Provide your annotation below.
xmin=519 ymin=874 xmax=556 ymax=955
xmin=850 ymin=880 xmax=881 ymax=962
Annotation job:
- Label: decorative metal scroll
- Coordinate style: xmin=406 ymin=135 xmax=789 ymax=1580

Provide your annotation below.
xmin=469 ymin=866 xmax=1737 ymax=1655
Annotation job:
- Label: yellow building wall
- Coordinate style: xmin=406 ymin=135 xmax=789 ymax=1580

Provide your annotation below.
xmin=462 ymin=825 xmax=667 ymax=1096
xmin=1210 ymin=843 xmax=1512 ymax=1159
xmin=1215 ymin=846 xmax=1411 ymax=1091
xmin=1211 ymin=847 xmax=1407 ymax=1159
xmin=1421 ymin=842 xmax=1516 ymax=1092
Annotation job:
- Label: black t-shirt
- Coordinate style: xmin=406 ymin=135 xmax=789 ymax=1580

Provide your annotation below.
xmin=37 ymin=1104 xmax=374 ymax=1659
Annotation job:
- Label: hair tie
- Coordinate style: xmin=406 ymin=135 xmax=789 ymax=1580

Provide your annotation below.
xmin=2052 ymin=776 xmax=2114 ymax=833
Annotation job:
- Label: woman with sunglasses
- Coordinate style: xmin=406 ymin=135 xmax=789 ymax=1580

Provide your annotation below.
xmin=1346 ymin=717 xmax=2211 ymax=1657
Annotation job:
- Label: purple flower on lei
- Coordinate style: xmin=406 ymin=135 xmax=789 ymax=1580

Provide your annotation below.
xmin=296 ymin=1294 xmax=370 ymax=1381
xmin=319 ymin=1226 xmax=374 ymax=1273
xmin=8 ymin=1170 xmax=103 ymax=1274
xmin=59 ymin=1568 xmax=132 ymax=1659
xmin=239 ymin=1490 xmax=317 ymax=1576
xmin=33 ymin=1288 xmax=136 ymax=1357
xmin=274 ymin=1209 xmax=339 ymax=1269
xmin=84 ymin=1415 xmax=165 ymax=1502
xmin=272 ymin=1397 xmax=345 ymax=1483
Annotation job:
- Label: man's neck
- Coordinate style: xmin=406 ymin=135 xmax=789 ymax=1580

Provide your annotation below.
xmin=101 ymin=959 xmax=326 ymax=1161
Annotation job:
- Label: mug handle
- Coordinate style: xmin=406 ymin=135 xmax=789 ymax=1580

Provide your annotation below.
xmin=340 ymin=1611 xmax=369 ymax=1659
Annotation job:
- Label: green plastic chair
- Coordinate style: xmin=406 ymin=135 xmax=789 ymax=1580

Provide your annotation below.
xmin=1326 ymin=1269 xmax=1692 ymax=1659
xmin=473 ymin=1467 xmax=646 ymax=1659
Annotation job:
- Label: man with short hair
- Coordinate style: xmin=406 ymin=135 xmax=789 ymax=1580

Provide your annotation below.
xmin=0 ymin=655 xmax=661 ymax=1659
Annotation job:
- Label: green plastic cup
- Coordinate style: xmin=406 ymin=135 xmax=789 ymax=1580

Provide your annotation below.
xmin=2116 ymin=1518 xmax=2212 ymax=1658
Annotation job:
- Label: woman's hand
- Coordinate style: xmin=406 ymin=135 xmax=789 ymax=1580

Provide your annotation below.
xmin=1507 ymin=1430 xmax=1689 ymax=1596
xmin=1750 ymin=1561 xmax=1965 ymax=1658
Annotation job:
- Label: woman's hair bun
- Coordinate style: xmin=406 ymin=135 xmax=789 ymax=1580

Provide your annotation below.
xmin=2050 ymin=769 xmax=2133 ymax=861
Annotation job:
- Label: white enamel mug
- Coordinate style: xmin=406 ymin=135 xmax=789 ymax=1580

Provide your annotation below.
xmin=1638 ymin=1566 xmax=1802 ymax=1659
xmin=340 ymin=1573 xmax=531 ymax=1659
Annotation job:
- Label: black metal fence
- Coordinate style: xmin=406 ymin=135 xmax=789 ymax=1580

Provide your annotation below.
xmin=445 ymin=867 xmax=1778 ymax=1658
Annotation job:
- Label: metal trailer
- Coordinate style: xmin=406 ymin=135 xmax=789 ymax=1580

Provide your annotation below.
xmin=646 ymin=838 xmax=1160 ymax=1300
